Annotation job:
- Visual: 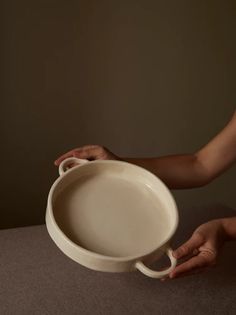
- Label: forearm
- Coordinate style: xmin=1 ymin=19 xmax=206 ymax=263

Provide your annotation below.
xmin=124 ymin=154 xmax=209 ymax=189
xmin=222 ymin=217 xmax=236 ymax=241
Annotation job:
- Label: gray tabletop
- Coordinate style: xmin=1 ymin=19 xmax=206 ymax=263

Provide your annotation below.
xmin=0 ymin=204 xmax=236 ymax=315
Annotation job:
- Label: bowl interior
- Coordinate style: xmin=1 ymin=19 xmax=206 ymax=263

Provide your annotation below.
xmin=52 ymin=161 xmax=178 ymax=258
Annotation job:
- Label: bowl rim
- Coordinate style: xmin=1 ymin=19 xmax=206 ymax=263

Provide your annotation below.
xmin=46 ymin=160 xmax=179 ymax=262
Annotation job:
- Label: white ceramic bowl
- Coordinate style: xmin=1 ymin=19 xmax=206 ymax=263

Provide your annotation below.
xmin=46 ymin=157 xmax=179 ymax=278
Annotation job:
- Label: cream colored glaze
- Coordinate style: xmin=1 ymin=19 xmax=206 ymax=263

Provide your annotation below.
xmin=53 ymin=172 xmax=171 ymax=258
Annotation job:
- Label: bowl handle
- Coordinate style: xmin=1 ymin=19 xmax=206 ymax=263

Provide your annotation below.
xmin=59 ymin=157 xmax=88 ymax=176
xmin=135 ymin=247 xmax=177 ymax=279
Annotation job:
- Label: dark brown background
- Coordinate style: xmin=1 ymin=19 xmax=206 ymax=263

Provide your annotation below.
xmin=1 ymin=0 xmax=236 ymax=229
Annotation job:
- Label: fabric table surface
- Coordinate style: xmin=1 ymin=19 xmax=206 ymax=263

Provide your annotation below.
xmin=0 ymin=204 xmax=236 ymax=315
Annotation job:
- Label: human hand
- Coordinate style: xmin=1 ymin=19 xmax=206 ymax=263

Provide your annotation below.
xmin=54 ymin=145 xmax=121 ymax=166
xmin=169 ymin=219 xmax=227 ymax=279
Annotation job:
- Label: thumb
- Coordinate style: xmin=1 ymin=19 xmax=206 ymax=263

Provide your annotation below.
xmin=173 ymin=233 xmax=204 ymax=259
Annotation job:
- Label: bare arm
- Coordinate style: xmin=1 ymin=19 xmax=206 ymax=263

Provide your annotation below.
xmin=54 ymin=111 xmax=236 ymax=189
xmin=125 ymin=112 xmax=236 ymax=189
xmin=125 ymin=155 xmax=204 ymax=189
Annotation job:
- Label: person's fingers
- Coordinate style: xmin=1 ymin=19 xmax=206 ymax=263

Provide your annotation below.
xmin=170 ymin=266 xmax=208 ymax=279
xmin=169 ymin=252 xmax=212 ymax=278
xmin=161 ymin=263 xmax=205 ymax=281
xmin=54 ymin=145 xmax=105 ymax=166
xmin=54 ymin=149 xmax=78 ymax=165
xmin=173 ymin=233 xmax=204 ymax=259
